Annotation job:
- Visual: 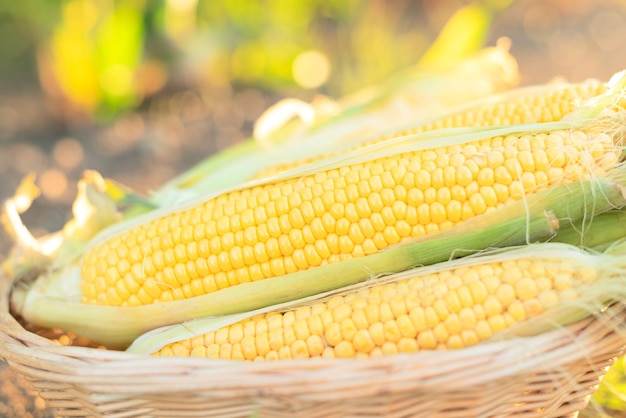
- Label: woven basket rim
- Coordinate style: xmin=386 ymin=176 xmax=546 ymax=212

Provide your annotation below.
xmin=1 ymin=270 xmax=626 ymax=399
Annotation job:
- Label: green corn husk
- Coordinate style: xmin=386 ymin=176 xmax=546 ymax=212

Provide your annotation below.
xmin=553 ymin=209 xmax=626 ymax=251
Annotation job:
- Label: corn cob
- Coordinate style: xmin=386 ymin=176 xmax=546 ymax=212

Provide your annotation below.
xmin=252 ymin=79 xmax=608 ymax=179
xmin=138 ymin=243 xmax=626 ymax=359
xmin=80 ymin=111 xmax=624 ymax=307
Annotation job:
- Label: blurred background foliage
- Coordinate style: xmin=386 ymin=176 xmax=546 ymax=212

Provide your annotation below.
xmin=1 ymin=0 xmax=625 ymax=128
xmin=2 ymin=0 xmax=626 ymax=417
xmin=0 ymin=0 xmax=513 ymax=121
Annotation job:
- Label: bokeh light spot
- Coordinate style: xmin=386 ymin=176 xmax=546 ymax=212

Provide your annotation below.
xmin=53 ymin=138 xmax=84 ymax=170
xmin=39 ymin=169 xmax=68 ymax=200
xmin=137 ymin=60 xmax=169 ymax=97
xmin=167 ymin=0 xmax=197 ymax=13
xmin=292 ymin=50 xmax=330 ymax=89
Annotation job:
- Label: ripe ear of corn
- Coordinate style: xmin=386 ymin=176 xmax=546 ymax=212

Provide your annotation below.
xmin=80 ymin=128 xmax=621 ymax=306
xmin=78 ymin=71 xmax=626 ymax=307
xmin=131 ymin=242 xmax=626 ymax=359
xmin=252 ymin=78 xmax=608 ymax=179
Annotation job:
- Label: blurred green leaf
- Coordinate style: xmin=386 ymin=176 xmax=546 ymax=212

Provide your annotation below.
xmin=50 ymin=0 xmax=101 ymax=111
xmin=419 ymin=3 xmax=492 ymax=68
xmin=590 ymin=356 xmax=626 ymax=414
xmin=96 ymin=3 xmax=145 ymax=118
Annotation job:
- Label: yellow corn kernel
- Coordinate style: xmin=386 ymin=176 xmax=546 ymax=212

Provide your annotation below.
xmin=152 ymin=251 xmax=598 ymax=359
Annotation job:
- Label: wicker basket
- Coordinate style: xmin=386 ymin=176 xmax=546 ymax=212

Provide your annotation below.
xmin=1 ymin=271 xmax=625 ymax=418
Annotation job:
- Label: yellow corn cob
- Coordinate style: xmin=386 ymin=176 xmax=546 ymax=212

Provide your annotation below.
xmin=80 ymin=124 xmax=623 ymax=307
xmin=253 ymin=80 xmax=607 ymax=179
xmin=149 ymin=244 xmax=610 ymax=360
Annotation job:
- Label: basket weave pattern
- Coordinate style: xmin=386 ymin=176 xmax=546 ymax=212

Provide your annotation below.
xmin=1 ymin=272 xmax=625 ymax=418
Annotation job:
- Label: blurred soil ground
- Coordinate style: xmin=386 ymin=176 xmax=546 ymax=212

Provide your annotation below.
xmin=2 ymin=0 xmax=626 ymax=416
